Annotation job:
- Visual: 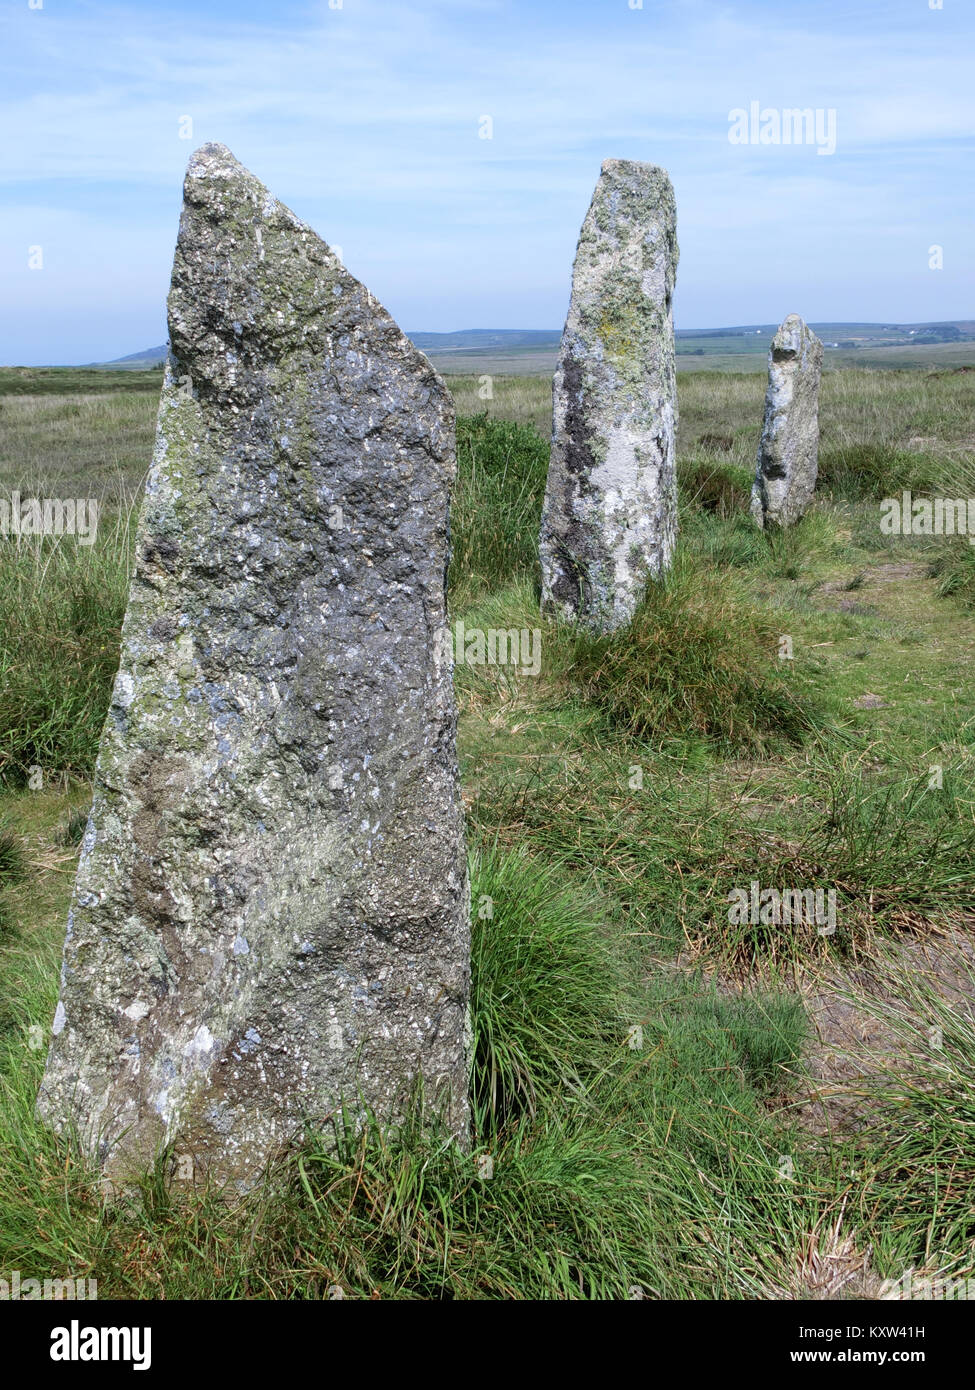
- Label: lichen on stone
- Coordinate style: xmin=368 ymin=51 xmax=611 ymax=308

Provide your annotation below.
xmin=36 ymin=144 xmax=471 ymax=1192
xmin=540 ymin=158 xmax=680 ymax=632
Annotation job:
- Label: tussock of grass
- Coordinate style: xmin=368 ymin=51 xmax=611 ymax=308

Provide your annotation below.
xmin=926 ymin=454 xmax=975 ymax=609
xmin=702 ymin=758 xmax=975 ymax=963
xmin=932 ymin=543 xmax=975 ymax=610
xmin=678 ymin=458 xmax=753 ymax=518
xmin=0 ymin=829 xmax=26 ymax=933
xmin=817 ymin=442 xmax=940 ymax=499
xmin=681 ymin=510 xmax=771 ymax=569
xmin=930 ymin=543 xmax=975 ymax=607
xmin=0 ymin=830 xmax=25 ymax=887
xmin=469 ymin=844 xmax=628 ymax=1126
xmin=681 ymin=991 xmax=807 ymax=1092
xmin=60 ymin=805 xmax=89 ymax=848
xmin=0 ymin=521 xmax=132 ymax=783
xmin=696 ymin=512 xmax=846 ymax=581
xmin=448 ymin=414 xmax=547 ymax=604
xmin=566 ymin=554 xmax=823 ymax=751
xmin=806 ymin=757 xmax=975 ymax=921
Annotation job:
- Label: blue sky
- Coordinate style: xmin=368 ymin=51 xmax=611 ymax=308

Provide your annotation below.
xmin=3 ymin=0 xmax=972 ymax=364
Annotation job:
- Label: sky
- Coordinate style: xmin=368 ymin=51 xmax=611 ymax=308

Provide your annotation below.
xmin=2 ymin=0 xmax=972 ymax=364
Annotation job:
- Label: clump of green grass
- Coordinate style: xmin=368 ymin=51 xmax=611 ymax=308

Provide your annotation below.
xmin=761 ymin=512 xmax=848 ymax=579
xmin=0 ymin=829 xmax=26 ymax=934
xmin=0 ymin=831 xmax=25 ymax=887
xmin=565 ymin=554 xmax=823 ymax=751
xmin=925 ymin=455 xmax=975 ymax=607
xmin=279 ymin=1104 xmax=666 ymax=1300
xmin=448 ymin=413 xmax=548 ymax=604
xmin=709 ymin=756 xmax=975 ymax=962
xmin=817 ymin=442 xmax=940 ymax=499
xmin=680 ymin=499 xmax=845 ymax=580
xmin=805 ymin=756 xmax=975 ymax=922
xmin=930 ymin=541 xmax=975 ymax=608
xmin=681 ymin=509 xmax=770 ymax=569
xmin=469 ymin=844 xmax=628 ymax=1127
xmin=60 ymin=806 xmax=89 ymax=848
xmin=678 ymin=458 xmax=753 ymax=518
xmin=0 ymin=518 xmax=133 ymax=784
xmin=684 ymin=991 xmax=807 ymax=1092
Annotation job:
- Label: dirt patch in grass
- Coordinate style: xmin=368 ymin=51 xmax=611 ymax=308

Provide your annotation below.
xmin=794 ymin=919 xmax=975 ymax=1137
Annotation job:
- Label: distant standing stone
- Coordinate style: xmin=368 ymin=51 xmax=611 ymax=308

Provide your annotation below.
xmin=37 ymin=144 xmax=470 ymax=1190
xmin=539 ymin=159 xmax=679 ymax=633
xmin=751 ymin=314 xmax=824 ymax=529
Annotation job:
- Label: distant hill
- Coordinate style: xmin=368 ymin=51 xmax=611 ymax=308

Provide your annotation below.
xmin=88 ymin=322 xmax=975 ymax=375
xmin=93 ymin=345 xmax=168 ymax=370
xmin=675 ymin=321 xmax=975 ymax=352
xmin=90 ymin=330 xmax=563 ymax=370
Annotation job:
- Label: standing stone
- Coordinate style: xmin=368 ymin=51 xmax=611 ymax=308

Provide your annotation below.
xmin=37 ymin=144 xmax=470 ymax=1190
xmin=751 ymin=314 xmax=824 ymax=529
xmin=539 ymin=159 xmax=679 ymax=633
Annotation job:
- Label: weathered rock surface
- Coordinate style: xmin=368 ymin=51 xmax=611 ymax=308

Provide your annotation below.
xmin=37 ymin=144 xmax=470 ymax=1189
xmin=539 ymin=158 xmax=679 ymax=632
xmin=751 ymin=314 xmax=824 ymax=529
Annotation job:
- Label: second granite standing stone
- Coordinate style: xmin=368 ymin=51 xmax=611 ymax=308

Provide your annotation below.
xmin=539 ymin=159 xmax=679 ymax=633
xmin=751 ymin=314 xmax=824 ymax=529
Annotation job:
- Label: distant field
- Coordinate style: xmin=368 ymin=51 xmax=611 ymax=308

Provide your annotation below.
xmin=676 ymin=340 xmax=975 ymax=374
xmin=412 ymin=320 xmax=975 ymax=375
xmin=57 ymin=319 xmax=975 ymax=379
xmin=0 ymin=367 xmax=164 ymax=396
xmin=433 ymin=336 xmax=975 ymax=377
xmin=451 ymin=365 xmax=975 ymax=448
xmin=3 ymin=363 xmax=973 ymax=497
xmin=425 ymin=347 xmax=560 ymax=376
xmin=14 ymin=348 xmax=970 ymax=385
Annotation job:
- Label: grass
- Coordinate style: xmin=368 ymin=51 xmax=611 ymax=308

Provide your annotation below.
xmin=677 ymin=457 xmax=753 ymax=517
xmin=0 ymin=841 xmax=815 ymax=1299
xmin=1 ymin=362 xmax=975 ymax=1297
xmin=932 ymin=543 xmax=975 ymax=608
xmin=565 ymin=551 xmax=825 ymax=752
xmin=0 ymin=368 xmax=164 ymax=397
xmin=468 ymin=844 xmax=631 ymax=1127
xmin=0 ymin=516 xmax=135 ymax=785
xmin=828 ymin=942 xmax=975 ymax=1277
xmin=448 ymin=412 xmax=549 ymax=606
xmin=816 ymin=442 xmax=942 ymax=499
xmin=0 ymin=391 xmax=157 ymax=498
xmin=0 ymin=831 xmax=26 ymax=887
xmin=0 ymin=828 xmax=26 ymax=933
xmin=927 ymin=454 xmax=975 ymax=608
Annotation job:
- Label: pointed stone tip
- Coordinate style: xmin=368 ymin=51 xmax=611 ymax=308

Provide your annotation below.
xmin=195 ymin=141 xmax=235 ymax=158
xmin=599 ymin=157 xmax=670 ymax=181
xmin=774 ymin=314 xmax=823 ymax=349
xmin=186 ymin=142 xmax=248 ymax=181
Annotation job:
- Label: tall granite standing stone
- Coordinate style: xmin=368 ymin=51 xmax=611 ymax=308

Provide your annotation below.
xmin=37 ymin=144 xmax=471 ymax=1190
xmin=751 ymin=314 xmax=824 ymax=529
xmin=539 ymin=159 xmax=679 ymax=633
